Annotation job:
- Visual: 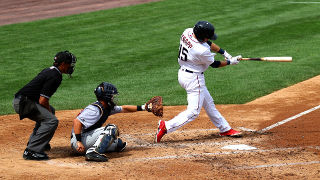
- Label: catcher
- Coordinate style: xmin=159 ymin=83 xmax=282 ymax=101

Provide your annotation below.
xmin=70 ymin=82 xmax=162 ymax=162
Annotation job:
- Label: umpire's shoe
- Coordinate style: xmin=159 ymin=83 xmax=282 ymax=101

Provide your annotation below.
xmin=23 ymin=148 xmax=49 ymax=161
xmin=85 ymin=151 xmax=108 ymax=162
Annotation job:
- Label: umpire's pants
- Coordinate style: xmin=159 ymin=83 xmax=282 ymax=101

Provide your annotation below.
xmin=13 ymin=96 xmax=58 ymax=153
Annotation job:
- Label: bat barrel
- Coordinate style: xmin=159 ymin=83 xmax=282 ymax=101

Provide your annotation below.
xmin=262 ymin=57 xmax=292 ymax=62
xmin=240 ymin=57 xmax=292 ymax=62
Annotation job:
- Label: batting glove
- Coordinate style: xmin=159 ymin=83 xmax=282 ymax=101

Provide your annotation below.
xmin=229 ymin=55 xmax=242 ymax=65
xmin=223 ymin=51 xmax=233 ymax=60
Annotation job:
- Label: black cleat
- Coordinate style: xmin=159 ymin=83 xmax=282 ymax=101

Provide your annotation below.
xmin=85 ymin=151 xmax=108 ymax=162
xmin=23 ymin=148 xmax=49 ymax=161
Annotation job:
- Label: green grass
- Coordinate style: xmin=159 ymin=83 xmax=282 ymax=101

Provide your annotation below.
xmin=1 ymin=0 xmax=319 ymax=115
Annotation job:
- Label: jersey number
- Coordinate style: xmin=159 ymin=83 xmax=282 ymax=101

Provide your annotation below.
xmin=178 ymin=44 xmax=188 ymax=61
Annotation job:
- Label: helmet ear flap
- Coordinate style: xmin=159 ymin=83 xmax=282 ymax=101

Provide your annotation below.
xmin=94 ymin=82 xmax=118 ymax=106
xmin=95 ymin=86 xmax=104 ymax=100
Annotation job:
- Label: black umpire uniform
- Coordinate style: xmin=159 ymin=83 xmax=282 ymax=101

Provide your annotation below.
xmin=13 ymin=51 xmax=77 ymax=160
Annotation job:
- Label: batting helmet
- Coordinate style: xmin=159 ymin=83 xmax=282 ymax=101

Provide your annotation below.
xmin=94 ymin=82 xmax=118 ymax=108
xmin=53 ymin=50 xmax=77 ymax=75
xmin=193 ymin=21 xmax=217 ymax=42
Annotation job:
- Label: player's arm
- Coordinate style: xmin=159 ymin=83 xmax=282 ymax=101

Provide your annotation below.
xmin=39 ymin=96 xmax=51 ymax=112
xmin=207 ymin=41 xmax=232 ymax=60
xmin=210 ymin=60 xmax=229 ymax=68
xmin=210 ymin=57 xmax=242 ymax=68
xmin=73 ymin=118 xmax=85 ymax=153
xmin=207 ymin=41 xmax=242 ymax=68
xmin=121 ymin=105 xmax=146 ymax=113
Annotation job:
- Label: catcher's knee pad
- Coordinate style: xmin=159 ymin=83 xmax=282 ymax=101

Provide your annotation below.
xmin=95 ymin=133 xmax=114 ymax=154
xmin=104 ymin=124 xmax=119 ymax=138
xmin=95 ymin=124 xmax=120 ymax=154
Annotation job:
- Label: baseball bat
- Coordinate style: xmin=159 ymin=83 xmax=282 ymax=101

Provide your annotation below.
xmin=240 ymin=57 xmax=292 ymax=62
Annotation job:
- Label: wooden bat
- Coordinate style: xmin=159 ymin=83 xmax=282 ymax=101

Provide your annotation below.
xmin=240 ymin=57 xmax=292 ymax=62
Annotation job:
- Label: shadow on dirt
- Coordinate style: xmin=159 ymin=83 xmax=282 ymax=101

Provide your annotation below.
xmin=47 ymin=145 xmax=151 ymax=160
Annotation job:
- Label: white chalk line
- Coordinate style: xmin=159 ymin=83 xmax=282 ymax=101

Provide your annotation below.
xmin=126 ymin=146 xmax=320 ymax=162
xmin=124 ymin=128 xmax=220 ymax=137
xmin=259 ymin=104 xmax=320 ymax=133
xmin=121 ymin=127 xmax=252 ymax=148
xmin=128 ymin=138 xmax=245 ymax=148
xmin=46 ymin=146 xmax=320 ymax=169
xmin=238 ymin=127 xmax=255 ymax=132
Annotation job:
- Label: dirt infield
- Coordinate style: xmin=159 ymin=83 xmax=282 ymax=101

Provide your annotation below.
xmin=1 ymin=75 xmax=319 ymax=179
xmin=0 ymin=1 xmax=319 ymax=179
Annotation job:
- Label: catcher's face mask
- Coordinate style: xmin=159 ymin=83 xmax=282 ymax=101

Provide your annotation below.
xmin=111 ymin=94 xmax=118 ymax=106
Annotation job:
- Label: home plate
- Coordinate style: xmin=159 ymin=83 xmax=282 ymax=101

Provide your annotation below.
xmin=221 ymin=144 xmax=257 ymax=150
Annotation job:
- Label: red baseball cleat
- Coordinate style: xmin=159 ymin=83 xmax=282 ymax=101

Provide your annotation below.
xmin=219 ymin=129 xmax=242 ymax=137
xmin=155 ymin=120 xmax=167 ymax=143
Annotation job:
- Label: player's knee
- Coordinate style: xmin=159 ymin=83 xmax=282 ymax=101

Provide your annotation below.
xmin=96 ymin=134 xmax=114 ymax=154
xmin=46 ymin=117 xmax=58 ymax=130
xmin=95 ymin=124 xmax=120 ymax=154
xmin=104 ymin=124 xmax=119 ymax=138
xmin=51 ymin=118 xmax=59 ymax=128
xmin=187 ymin=108 xmax=201 ymax=118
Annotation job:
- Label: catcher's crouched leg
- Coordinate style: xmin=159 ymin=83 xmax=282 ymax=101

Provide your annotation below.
xmin=107 ymin=138 xmax=127 ymax=152
xmin=85 ymin=124 xmax=127 ymax=162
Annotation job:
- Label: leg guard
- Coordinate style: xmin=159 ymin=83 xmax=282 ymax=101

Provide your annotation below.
xmin=94 ymin=124 xmax=119 ymax=154
xmin=106 ymin=138 xmax=127 ymax=152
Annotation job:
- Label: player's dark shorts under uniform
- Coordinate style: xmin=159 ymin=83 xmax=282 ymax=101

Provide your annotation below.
xmin=13 ymin=66 xmax=62 ymax=153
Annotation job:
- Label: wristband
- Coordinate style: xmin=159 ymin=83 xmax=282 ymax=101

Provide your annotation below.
xmin=218 ymin=48 xmax=225 ymax=54
xmin=75 ymin=134 xmax=81 ymax=141
xmin=137 ymin=105 xmax=146 ymax=111
xmin=227 ymin=60 xmax=230 ymax=65
xmin=210 ymin=61 xmax=221 ymax=68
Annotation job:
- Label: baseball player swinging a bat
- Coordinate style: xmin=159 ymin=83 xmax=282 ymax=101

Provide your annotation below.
xmin=71 ymin=82 xmax=163 ymax=162
xmin=155 ymin=21 xmax=242 ymax=142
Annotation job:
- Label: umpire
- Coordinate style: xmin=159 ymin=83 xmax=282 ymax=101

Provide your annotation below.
xmin=13 ymin=51 xmax=77 ymax=160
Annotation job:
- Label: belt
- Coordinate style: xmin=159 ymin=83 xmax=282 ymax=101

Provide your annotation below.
xmin=180 ymin=68 xmax=203 ymax=74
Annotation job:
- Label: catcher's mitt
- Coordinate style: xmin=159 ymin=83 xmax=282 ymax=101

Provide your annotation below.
xmin=145 ymin=96 xmax=163 ymax=117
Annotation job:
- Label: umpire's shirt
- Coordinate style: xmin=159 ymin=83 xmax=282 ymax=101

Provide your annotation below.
xmin=15 ymin=66 xmax=62 ymax=102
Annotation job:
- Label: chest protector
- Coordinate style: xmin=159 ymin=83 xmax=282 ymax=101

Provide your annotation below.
xmin=83 ymin=101 xmax=110 ymax=133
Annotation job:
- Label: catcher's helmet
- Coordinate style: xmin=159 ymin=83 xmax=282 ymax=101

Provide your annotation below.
xmin=53 ymin=50 xmax=77 ymax=75
xmin=193 ymin=21 xmax=217 ymax=42
xmin=94 ymin=82 xmax=118 ymax=108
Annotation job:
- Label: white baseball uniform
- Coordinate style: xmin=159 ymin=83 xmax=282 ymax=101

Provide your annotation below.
xmin=164 ymin=28 xmax=232 ymax=133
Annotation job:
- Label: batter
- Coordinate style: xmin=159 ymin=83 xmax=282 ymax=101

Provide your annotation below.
xmin=156 ymin=21 xmax=242 ymax=142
